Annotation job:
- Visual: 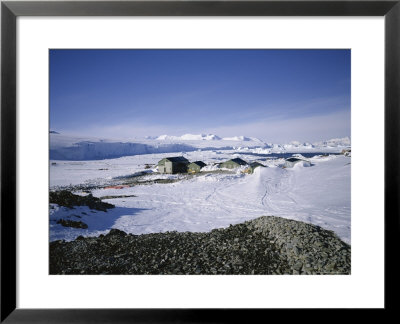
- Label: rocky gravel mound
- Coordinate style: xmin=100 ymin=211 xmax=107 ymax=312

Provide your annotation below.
xmin=50 ymin=216 xmax=350 ymax=275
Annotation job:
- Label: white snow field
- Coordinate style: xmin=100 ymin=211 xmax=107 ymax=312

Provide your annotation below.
xmin=50 ymin=148 xmax=351 ymax=244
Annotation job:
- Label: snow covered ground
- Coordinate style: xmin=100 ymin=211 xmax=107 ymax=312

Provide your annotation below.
xmin=50 ymin=151 xmax=351 ymax=244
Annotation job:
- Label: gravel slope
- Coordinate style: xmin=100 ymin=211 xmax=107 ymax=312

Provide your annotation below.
xmin=50 ymin=216 xmax=350 ymax=275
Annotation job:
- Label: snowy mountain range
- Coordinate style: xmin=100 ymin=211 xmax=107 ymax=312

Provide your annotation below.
xmin=50 ymin=132 xmax=351 ymax=161
xmin=313 ymin=137 xmax=351 ymax=147
xmin=156 ymin=133 xmax=270 ymax=143
xmin=157 ymin=134 xmax=222 ymax=141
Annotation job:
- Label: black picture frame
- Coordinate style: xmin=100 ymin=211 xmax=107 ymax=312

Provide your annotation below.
xmin=1 ymin=0 xmax=399 ymax=322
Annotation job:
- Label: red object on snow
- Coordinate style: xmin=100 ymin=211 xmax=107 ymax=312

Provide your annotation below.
xmin=104 ymin=185 xmax=129 ymax=189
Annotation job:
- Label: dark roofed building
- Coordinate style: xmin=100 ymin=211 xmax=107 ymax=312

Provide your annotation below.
xmin=220 ymin=158 xmax=248 ymax=169
xmin=284 ymin=157 xmax=310 ymax=168
xmin=250 ymin=161 xmax=264 ymax=167
xmin=244 ymin=161 xmax=265 ymax=174
xmin=158 ymin=156 xmax=189 ymax=174
xmin=188 ymin=161 xmax=207 ymax=173
xmin=286 ymin=157 xmax=302 ymax=162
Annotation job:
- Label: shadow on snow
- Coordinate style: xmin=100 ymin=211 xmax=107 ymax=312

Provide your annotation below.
xmin=50 ymin=206 xmax=150 ymax=242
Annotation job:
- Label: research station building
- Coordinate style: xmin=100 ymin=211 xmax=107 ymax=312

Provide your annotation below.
xmin=188 ymin=161 xmax=207 ymax=173
xmin=220 ymin=158 xmax=248 ymax=169
xmin=284 ymin=157 xmax=311 ymax=168
xmin=158 ymin=156 xmax=189 ymax=174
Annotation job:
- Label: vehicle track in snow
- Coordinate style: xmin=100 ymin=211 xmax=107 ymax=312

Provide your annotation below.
xmin=261 ymin=169 xmax=294 ymax=213
xmin=202 ymin=174 xmax=252 ymax=216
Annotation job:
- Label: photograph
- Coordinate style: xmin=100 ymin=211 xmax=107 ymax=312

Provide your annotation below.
xmin=49 ymin=49 xmax=351 ymax=275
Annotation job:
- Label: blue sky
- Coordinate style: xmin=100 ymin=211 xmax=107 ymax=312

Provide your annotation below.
xmin=50 ymin=49 xmax=350 ymax=143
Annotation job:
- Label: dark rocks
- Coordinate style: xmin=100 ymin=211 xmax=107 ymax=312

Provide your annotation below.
xmin=50 ymin=190 xmax=114 ymax=211
xmin=56 ymin=219 xmax=88 ymax=229
xmin=246 ymin=216 xmax=351 ymax=275
xmin=49 ymin=216 xmax=351 ymax=275
xmin=107 ymin=228 xmax=128 ymax=237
